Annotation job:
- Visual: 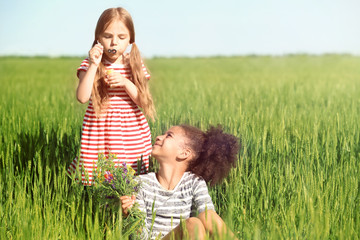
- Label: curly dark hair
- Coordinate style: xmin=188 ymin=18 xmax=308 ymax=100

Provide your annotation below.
xmin=179 ymin=124 xmax=240 ymax=186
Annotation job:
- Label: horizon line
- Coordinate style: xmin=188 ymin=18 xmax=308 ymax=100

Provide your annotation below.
xmin=0 ymin=52 xmax=359 ymax=59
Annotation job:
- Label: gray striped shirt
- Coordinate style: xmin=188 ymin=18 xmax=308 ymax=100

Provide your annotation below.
xmin=136 ymin=172 xmax=215 ymax=239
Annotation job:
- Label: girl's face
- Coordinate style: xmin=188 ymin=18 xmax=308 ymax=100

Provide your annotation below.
xmin=152 ymin=126 xmax=189 ymax=162
xmin=99 ymin=20 xmax=130 ymax=63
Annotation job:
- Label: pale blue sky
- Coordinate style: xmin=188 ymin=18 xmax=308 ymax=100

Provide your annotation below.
xmin=0 ymin=0 xmax=359 ymax=57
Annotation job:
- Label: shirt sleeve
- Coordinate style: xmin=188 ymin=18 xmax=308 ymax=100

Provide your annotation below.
xmin=192 ymin=178 xmax=215 ymax=214
xmin=141 ymin=60 xmax=151 ymax=80
xmin=136 ymin=190 xmax=146 ymax=214
xmin=134 ymin=177 xmax=150 ymax=239
xmin=77 ymin=58 xmax=90 ymax=78
xmin=134 ymin=176 xmax=146 ymax=214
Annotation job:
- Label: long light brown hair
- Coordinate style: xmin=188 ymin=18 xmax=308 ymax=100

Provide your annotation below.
xmin=91 ymin=7 xmax=155 ymax=120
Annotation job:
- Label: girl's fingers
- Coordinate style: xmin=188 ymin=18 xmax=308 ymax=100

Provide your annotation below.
xmin=121 ymin=202 xmax=134 ymax=214
xmin=108 ymin=81 xmax=125 ymax=88
xmin=96 ymin=41 xmax=103 ymax=48
xmin=89 ymin=44 xmax=104 ymax=62
xmin=104 ymin=75 xmax=111 ymax=84
xmin=105 ymin=73 xmax=128 ymax=88
xmin=91 ymin=45 xmax=102 ymax=53
xmin=120 ymin=196 xmax=131 ymax=201
xmin=107 ymin=76 xmax=124 ymax=84
xmin=120 ymin=196 xmax=135 ymax=215
xmin=120 ymin=196 xmax=135 ymax=205
xmin=94 ymin=42 xmax=104 ymax=51
xmin=109 ymin=83 xmax=123 ymax=88
xmin=121 ymin=198 xmax=132 ymax=204
xmin=122 ymin=202 xmax=133 ymax=210
xmin=93 ymin=48 xmax=103 ymax=57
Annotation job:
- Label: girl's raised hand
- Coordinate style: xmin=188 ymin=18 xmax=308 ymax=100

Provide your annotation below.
xmin=120 ymin=195 xmax=136 ymax=216
xmin=88 ymin=42 xmax=103 ymax=66
xmin=105 ymin=72 xmax=128 ymax=88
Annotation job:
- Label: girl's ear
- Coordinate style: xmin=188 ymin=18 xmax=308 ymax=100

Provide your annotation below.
xmin=176 ymin=148 xmax=191 ymax=161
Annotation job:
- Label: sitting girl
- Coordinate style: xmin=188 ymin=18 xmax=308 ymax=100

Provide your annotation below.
xmin=121 ymin=124 xmax=239 ymax=239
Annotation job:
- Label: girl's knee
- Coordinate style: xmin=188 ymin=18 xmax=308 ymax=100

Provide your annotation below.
xmin=198 ymin=210 xmax=224 ymax=233
xmin=186 ymin=217 xmax=203 ymax=226
xmin=185 ymin=217 xmax=206 ymax=237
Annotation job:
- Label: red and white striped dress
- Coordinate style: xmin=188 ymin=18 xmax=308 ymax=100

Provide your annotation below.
xmin=67 ymin=58 xmax=152 ymax=185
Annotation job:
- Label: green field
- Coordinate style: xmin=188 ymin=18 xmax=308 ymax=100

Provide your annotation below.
xmin=0 ymin=55 xmax=359 ymax=239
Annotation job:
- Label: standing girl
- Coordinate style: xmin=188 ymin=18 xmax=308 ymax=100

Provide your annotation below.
xmin=121 ymin=124 xmax=239 ymax=239
xmin=68 ymin=7 xmax=155 ymax=185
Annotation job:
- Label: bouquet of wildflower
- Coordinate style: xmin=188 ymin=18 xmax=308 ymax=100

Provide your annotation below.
xmin=92 ymin=153 xmax=145 ymax=239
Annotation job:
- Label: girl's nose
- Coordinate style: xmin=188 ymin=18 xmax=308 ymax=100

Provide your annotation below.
xmin=155 ymin=134 xmax=164 ymax=142
xmin=111 ymin=37 xmax=118 ymax=45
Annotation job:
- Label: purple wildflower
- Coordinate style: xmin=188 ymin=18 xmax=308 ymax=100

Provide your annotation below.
xmin=104 ymin=171 xmax=114 ymax=183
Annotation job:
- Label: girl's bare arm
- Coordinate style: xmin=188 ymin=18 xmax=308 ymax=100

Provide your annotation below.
xmin=106 ymin=73 xmax=141 ymax=107
xmin=76 ymin=65 xmax=98 ymax=103
xmin=76 ymin=43 xmax=103 ymax=103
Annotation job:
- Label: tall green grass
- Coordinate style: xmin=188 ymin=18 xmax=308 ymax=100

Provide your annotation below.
xmin=0 ymin=55 xmax=359 ymax=239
